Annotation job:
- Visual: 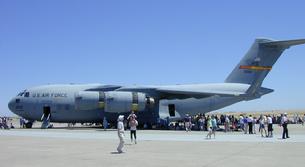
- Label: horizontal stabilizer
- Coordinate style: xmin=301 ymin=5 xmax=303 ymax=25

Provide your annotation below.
xmin=262 ymin=39 xmax=305 ymax=48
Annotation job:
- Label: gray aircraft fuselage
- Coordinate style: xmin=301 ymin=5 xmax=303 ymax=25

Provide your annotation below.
xmin=8 ymin=38 xmax=305 ymax=126
xmin=8 ymin=83 xmax=252 ymax=124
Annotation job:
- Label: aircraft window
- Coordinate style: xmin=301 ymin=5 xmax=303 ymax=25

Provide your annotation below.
xmin=17 ymin=90 xmax=26 ymax=96
xmin=15 ymin=99 xmax=20 ymax=103
xmin=24 ymin=92 xmax=30 ymax=97
xmin=17 ymin=92 xmax=24 ymax=96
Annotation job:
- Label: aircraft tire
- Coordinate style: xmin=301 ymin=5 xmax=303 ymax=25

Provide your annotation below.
xmin=25 ymin=122 xmax=33 ymax=128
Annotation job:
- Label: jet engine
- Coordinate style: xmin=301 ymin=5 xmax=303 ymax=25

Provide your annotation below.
xmin=75 ymin=91 xmax=154 ymax=113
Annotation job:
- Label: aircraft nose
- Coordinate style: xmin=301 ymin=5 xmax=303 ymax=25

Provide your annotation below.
xmin=8 ymin=98 xmax=15 ymax=112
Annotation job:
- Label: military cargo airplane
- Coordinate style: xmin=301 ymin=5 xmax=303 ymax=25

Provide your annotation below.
xmin=8 ymin=38 xmax=305 ymax=128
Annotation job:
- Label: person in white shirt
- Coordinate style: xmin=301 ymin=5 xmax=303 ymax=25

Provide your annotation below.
xmin=117 ymin=115 xmax=125 ymax=153
xmin=281 ymin=113 xmax=289 ymax=139
xmin=239 ymin=115 xmax=244 ymax=131
xmin=267 ymin=115 xmax=273 ymax=137
xmin=247 ymin=115 xmax=253 ymax=134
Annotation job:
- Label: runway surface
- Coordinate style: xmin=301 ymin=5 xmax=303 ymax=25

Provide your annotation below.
xmin=1 ymin=124 xmax=305 ymax=167
xmin=1 ymin=128 xmax=305 ymax=143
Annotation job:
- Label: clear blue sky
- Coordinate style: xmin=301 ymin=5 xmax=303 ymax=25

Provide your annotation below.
xmin=1 ymin=0 xmax=305 ymax=116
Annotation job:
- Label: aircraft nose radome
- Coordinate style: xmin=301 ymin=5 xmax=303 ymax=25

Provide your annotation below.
xmin=8 ymin=98 xmax=15 ymax=112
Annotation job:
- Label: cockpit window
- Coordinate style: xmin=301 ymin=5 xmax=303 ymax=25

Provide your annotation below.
xmin=17 ymin=90 xmax=27 ymax=97
xmin=24 ymin=92 xmax=30 ymax=97
xmin=17 ymin=92 xmax=24 ymax=96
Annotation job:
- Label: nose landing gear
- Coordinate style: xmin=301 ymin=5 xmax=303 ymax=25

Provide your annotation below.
xmin=25 ymin=121 xmax=33 ymax=128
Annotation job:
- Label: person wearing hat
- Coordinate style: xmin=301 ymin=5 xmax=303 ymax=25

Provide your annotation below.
xmin=281 ymin=113 xmax=289 ymax=139
xmin=117 ymin=115 xmax=125 ymax=153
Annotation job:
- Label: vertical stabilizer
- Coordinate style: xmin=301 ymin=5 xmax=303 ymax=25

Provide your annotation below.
xmin=225 ymin=38 xmax=305 ymax=94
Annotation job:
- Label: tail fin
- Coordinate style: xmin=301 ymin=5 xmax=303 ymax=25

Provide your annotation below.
xmin=225 ymin=38 xmax=305 ymax=93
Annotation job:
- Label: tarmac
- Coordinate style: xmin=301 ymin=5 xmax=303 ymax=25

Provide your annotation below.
xmin=1 ymin=124 xmax=305 ymax=167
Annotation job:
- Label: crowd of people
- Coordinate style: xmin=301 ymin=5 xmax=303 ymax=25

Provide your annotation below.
xmin=115 ymin=111 xmax=304 ymax=153
xmin=167 ymin=113 xmax=305 ymax=131
xmin=0 ymin=117 xmax=14 ymax=129
xmin=164 ymin=112 xmax=305 ymax=140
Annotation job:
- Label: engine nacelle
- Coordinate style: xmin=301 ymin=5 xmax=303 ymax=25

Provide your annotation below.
xmin=75 ymin=91 xmax=154 ymax=113
xmin=75 ymin=91 xmax=99 ymax=111
xmin=104 ymin=91 xmax=148 ymax=113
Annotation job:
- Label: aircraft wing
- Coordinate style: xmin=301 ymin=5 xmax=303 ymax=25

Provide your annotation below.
xmin=118 ymin=83 xmax=249 ymax=99
xmin=85 ymin=85 xmax=122 ymax=91
xmin=155 ymin=87 xmax=245 ymax=99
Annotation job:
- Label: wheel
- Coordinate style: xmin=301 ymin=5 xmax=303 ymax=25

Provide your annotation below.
xmin=25 ymin=122 xmax=33 ymax=128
